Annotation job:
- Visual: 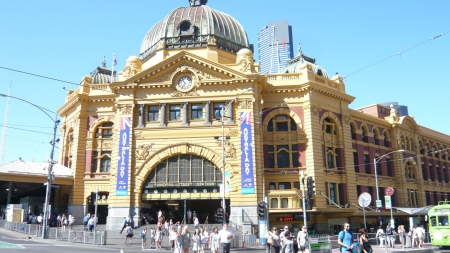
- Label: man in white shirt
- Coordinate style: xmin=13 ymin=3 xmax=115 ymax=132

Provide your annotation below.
xmin=217 ymin=223 xmax=234 ymax=253
xmin=37 ymin=214 xmax=43 ymax=227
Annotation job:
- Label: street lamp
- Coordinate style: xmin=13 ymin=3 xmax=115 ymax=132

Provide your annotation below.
xmin=0 ymin=94 xmax=59 ymax=239
xmin=214 ymin=87 xmax=252 ymax=224
xmin=374 ymin=149 xmax=404 ymax=204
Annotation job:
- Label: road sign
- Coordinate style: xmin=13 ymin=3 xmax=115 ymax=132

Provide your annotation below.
xmin=385 ymin=196 xmax=392 ymax=209
xmin=376 ymin=200 xmax=382 ymax=208
xmin=43 ymin=183 xmax=60 ymax=188
xmin=385 ymin=187 xmax=394 ymax=196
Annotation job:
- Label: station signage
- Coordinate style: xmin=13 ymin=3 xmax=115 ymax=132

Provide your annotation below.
xmin=277 ymin=217 xmax=295 ymax=222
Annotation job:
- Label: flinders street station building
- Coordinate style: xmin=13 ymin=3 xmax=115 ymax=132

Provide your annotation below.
xmin=52 ymin=0 xmax=450 ymax=233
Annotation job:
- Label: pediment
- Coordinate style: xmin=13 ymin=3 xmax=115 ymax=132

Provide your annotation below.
xmin=399 ymin=116 xmax=419 ymax=131
xmin=127 ymin=52 xmax=246 ymax=85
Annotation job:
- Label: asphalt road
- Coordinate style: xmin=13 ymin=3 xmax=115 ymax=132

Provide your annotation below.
xmin=0 ymin=229 xmax=265 ymax=253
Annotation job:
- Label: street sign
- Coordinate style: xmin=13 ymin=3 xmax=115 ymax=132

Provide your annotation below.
xmin=385 ymin=187 xmax=394 ymax=196
xmin=376 ymin=200 xmax=382 ymax=208
xmin=43 ymin=183 xmax=60 ymax=188
xmin=385 ymin=196 xmax=392 ymax=209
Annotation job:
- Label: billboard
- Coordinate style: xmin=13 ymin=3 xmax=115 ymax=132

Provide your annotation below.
xmin=240 ymin=112 xmax=255 ymax=194
xmin=116 ymin=117 xmax=131 ymax=196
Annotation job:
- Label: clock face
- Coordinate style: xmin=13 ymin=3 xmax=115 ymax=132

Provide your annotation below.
xmin=177 ymin=76 xmax=192 ymax=90
xmin=358 ymin=192 xmax=372 ymax=207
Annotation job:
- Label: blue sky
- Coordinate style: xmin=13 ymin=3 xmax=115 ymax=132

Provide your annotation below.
xmin=0 ymin=0 xmax=449 ymax=164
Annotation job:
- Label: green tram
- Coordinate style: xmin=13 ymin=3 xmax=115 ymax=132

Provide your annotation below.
xmin=429 ymin=200 xmax=450 ymax=250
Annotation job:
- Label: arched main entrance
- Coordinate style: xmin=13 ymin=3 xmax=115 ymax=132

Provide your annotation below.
xmin=141 ymin=154 xmax=228 ymax=224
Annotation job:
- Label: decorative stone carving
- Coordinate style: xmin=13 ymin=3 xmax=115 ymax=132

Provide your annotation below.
xmin=238 ymin=99 xmax=253 ymax=109
xmin=216 ymin=141 xmax=237 ymax=160
xmin=86 ymin=141 xmax=93 ymax=149
xmin=157 ymin=41 xmax=166 ymax=50
xmin=236 ymin=48 xmax=256 ymax=73
xmin=136 ymin=144 xmax=154 ymax=160
xmin=156 ymin=73 xmax=172 ymax=82
xmin=119 ymin=105 xmax=133 ymax=114
xmin=171 ymin=90 xmax=200 ymax=97
xmin=120 ymin=56 xmax=142 ymax=79
xmin=343 ymin=114 xmax=350 ymax=124
xmin=103 ymin=142 xmax=112 ymax=150
xmin=227 ymin=128 xmax=238 ymax=137
xmin=207 ymin=37 xmax=217 ymax=46
xmin=390 ymin=105 xmax=400 ymax=123
xmin=135 ymin=132 xmax=145 ymax=140
xmin=310 ymin=105 xmax=321 ymax=116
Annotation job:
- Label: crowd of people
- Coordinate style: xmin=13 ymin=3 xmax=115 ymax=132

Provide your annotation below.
xmin=375 ymin=223 xmax=426 ymax=249
xmin=125 ymin=219 xmax=234 ymax=252
xmin=266 ymin=225 xmax=309 ymax=253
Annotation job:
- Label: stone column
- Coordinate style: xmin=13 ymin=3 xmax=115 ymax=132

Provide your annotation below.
xmin=204 ymin=101 xmax=211 ymax=125
xmin=137 ymin=104 xmax=145 ymax=128
xmin=181 ymin=102 xmax=189 ymax=126
xmin=226 ymin=100 xmax=234 ymax=124
xmin=159 ymin=103 xmax=167 ymax=127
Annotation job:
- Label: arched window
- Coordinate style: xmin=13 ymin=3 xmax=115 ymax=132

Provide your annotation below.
xmin=361 ymin=127 xmax=368 ymax=142
xmin=427 ymin=143 xmax=432 ymax=156
xmin=410 ymin=138 xmax=415 ymax=151
xmin=373 ymin=129 xmax=379 ymax=145
xmin=264 ymin=114 xmax=301 ymax=169
xmin=93 ymin=151 xmax=111 ymax=172
xmin=145 ymin=155 xmax=222 ymax=186
xmin=350 ymin=123 xmax=356 ymax=140
xmin=95 ymin=122 xmax=113 ymax=138
xmin=326 ymin=148 xmax=337 ymax=169
xmin=323 ymin=118 xmax=336 ymax=135
xmin=419 ymin=141 xmax=425 ymax=155
xmin=383 ymin=131 xmax=389 ymax=147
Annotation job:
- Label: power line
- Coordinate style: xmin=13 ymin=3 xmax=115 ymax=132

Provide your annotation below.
xmin=7 ymin=123 xmax=53 ymax=129
xmin=343 ymin=30 xmax=449 ymax=78
xmin=0 ymin=66 xmax=80 ymax=85
xmin=0 ymin=125 xmax=59 ymax=136
xmin=6 ymin=135 xmax=45 ymax=143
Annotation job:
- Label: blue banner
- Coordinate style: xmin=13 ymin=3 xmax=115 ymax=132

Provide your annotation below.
xmin=116 ymin=117 xmax=131 ymax=196
xmin=240 ymin=112 xmax=255 ymax=194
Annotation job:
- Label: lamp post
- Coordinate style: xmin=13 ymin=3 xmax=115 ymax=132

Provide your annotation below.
xmin=374 ymin=149 xmax=404 ymax=204
xmin=214 ymin=88 xmax=252 ymax=225
xmin=0 ymin=94 xmax=59 ymax=239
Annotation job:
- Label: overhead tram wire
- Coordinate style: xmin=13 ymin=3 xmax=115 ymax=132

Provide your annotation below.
xmin=343 ymin=30 xmax=449 ymax=79
xmin=0 ymin=125 xmax=60 ymax=136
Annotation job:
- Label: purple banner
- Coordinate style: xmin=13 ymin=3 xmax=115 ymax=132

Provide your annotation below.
xmin=116 ymin=117 xmax=131 ymax=196
xmin=240 ymin=112 xmax=255 ymax=194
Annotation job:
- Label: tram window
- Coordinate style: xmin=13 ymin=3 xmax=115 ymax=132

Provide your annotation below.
xmin=431 ymin=216 xmax=449 ymax=226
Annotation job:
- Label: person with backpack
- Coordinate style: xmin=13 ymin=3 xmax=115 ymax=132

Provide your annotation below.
xmin=120 ymin=215 xmax=132 ymax=234
xmin=359 ymin=228 xmax=372 ymax=253
xmin=124 ymin=223 xmax=134 ymax=244
xmin=281 ymin=231 xmax=294 ymax=253
xmin=385 ymin=224 xmax=395 ymax=248
xmin=338 ymin=222 xmax=354 ymax=252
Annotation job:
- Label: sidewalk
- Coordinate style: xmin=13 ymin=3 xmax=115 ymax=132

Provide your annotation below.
xmin=331 ymin=244 xmax=434 ymax=253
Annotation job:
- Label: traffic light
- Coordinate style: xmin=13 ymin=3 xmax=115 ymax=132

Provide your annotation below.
xmin=90 ymin=192 xmax=96 ymax=205
xmin=257 ymin=201 xmax=266 ymax=220
xmin=217 ymin=208 xmax=224 ymax=223
xmin=307 ymin=177 xmax=315 ymax=199
xmin=306 ymin=198 xmax=314 ymax=210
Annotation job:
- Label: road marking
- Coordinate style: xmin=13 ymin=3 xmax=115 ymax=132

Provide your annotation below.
xmin=0 ymin=241 xmax=24 ymax=248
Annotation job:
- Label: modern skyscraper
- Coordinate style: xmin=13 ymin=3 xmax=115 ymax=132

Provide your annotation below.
xmin=258 ymin=20 xmax=294 ymax=74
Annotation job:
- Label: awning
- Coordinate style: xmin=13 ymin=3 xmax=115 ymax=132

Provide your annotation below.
xmin=394 ymin=205 xmax=434 ymax=215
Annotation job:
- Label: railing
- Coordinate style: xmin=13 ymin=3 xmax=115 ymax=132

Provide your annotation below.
xmin=228 ymin=220 xmax=242 ymax=232
xmin=242 ymin=209 xmax=253 ymax=224
xmin=329 ymin=232 xmax=432 ymax=249
xmin=230 ymin=234 xmax=261 ymax=248
xmin=0 ymin=220 xmax=106 ymax=245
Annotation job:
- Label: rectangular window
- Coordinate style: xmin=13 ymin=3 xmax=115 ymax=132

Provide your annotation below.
xmin=364 ymin=155 xmax=371 ymax=174
xmin=169 ymin=105 xmax=181 ymax=120
xmin=213 ymin=103 xmax=225 ymax=119
xmin=294 ymin=182 xmax=300 ymax=189
xmin=271 ymin=198 xmax=278 ymax=208
xmin=148 ymin=106 xmax=159 ymax=122
xmin=422 ymin=164 xmax=428 ymax=180
xmin=444 ymin=169 xmax=449 ymax=183
xmin=191 ymin=104 xmax=203 ymax=120
xmin=100 ymin=151 xmax=111 ymax=172
xmin=268 ymin=145 xmax=274 ymax=168
xmin=387 ymin=158 xmax=393 ymax=176
xmin=436 ymin=167 xmax=442 ymax=182
xmin=353 ymin=153 xmax=359 ymax=172
xmin=92 ymin=151 xmax=98 ymax=172
xmin=330 ymin=183 xmax=336 ymax=205
xmin=102 ymin=129 xmax=113 ymax=138
xmin=375 ymin=157 xmax=381 ymax=175
xmin=269 ymin=182 xmax=276 ymax=190
xmin=429 ymin=166 xmax=435 ymax=181
xmin=281 ymin=198 xmax=289 ymax=208
xmin=278 ymin=182 xmax=291 ymax=190
xmin=276 ymin=122 xmax=288 ymax=131
xmin=292 ymin=145 xmax=299 ymax=168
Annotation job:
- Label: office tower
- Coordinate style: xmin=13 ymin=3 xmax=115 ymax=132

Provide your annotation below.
xmin=258 ymin=20 xmax=294 ymax=74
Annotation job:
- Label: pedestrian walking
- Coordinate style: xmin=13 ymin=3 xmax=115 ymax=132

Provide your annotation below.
xmin=120 ymin=215 xmax=132 ymax=234
xmin=61 ymin=214 xmax=67 ymax=232
xmin=175 ymin=227 xmax=183 ymax=253
xmin=210 ymin=226 xmax=219 ymax=253
xmin=281 ymin=231 xmax=294 ymax=253
xmin=150 ymin=226 xmax=156 ymax=249
xmin=155 ymin=226 xmax=164 ymax=250
xmin=397 ymin=225 xmax=405 ymax=248
xmin=187 ymin=209 xmax=192 ymax=224
xmin=376 ymin=226 xmax=385 ymax=247
xmin=359 ymin=228 xmax=373 ymax=253
xmin=181 ymin=225 xmax=191 ymax=253
xmin=192 ymin=228 xmax=202 ymax=253
xmin=141 ymin=227 xmax=147 ymax=249
xmin=297 ymin=226 xmax=309 ymax=253
xmin=68 ymin=214 xmax=75 ymax=231
xmin=88 ymin=215 xmax=96 ymax=232
xmin=169 ymin=226 xmax=177 ymax=251
xmin=217 ymin=223 xmax=234 ymax=253
xmin=202 ymin=227 xmax=210 ymax=251
xmin=337 ymin=222 xmax=354 ymax=252
xmin=124 ymin=223 xmax=134 ymax=244
xmin=83 ymin=213 xmax=90 ymax=230
xmin=267 ymin=227 xmax=280 ymax=253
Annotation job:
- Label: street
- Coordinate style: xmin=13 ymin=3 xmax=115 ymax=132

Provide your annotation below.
xmin=0 ymin=229 xmax=266 ymax=253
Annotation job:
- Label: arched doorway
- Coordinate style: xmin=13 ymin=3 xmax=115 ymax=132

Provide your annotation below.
xmin=141 ymin=154 xmax=227 ymax=224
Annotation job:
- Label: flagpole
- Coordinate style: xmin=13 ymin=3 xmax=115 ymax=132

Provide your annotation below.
xmin=111 ymin=51 xmax=116 ymax=83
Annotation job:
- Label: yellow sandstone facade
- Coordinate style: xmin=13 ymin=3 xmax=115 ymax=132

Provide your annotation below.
xmin=56 ymin=1 xmax=450 ymax=232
